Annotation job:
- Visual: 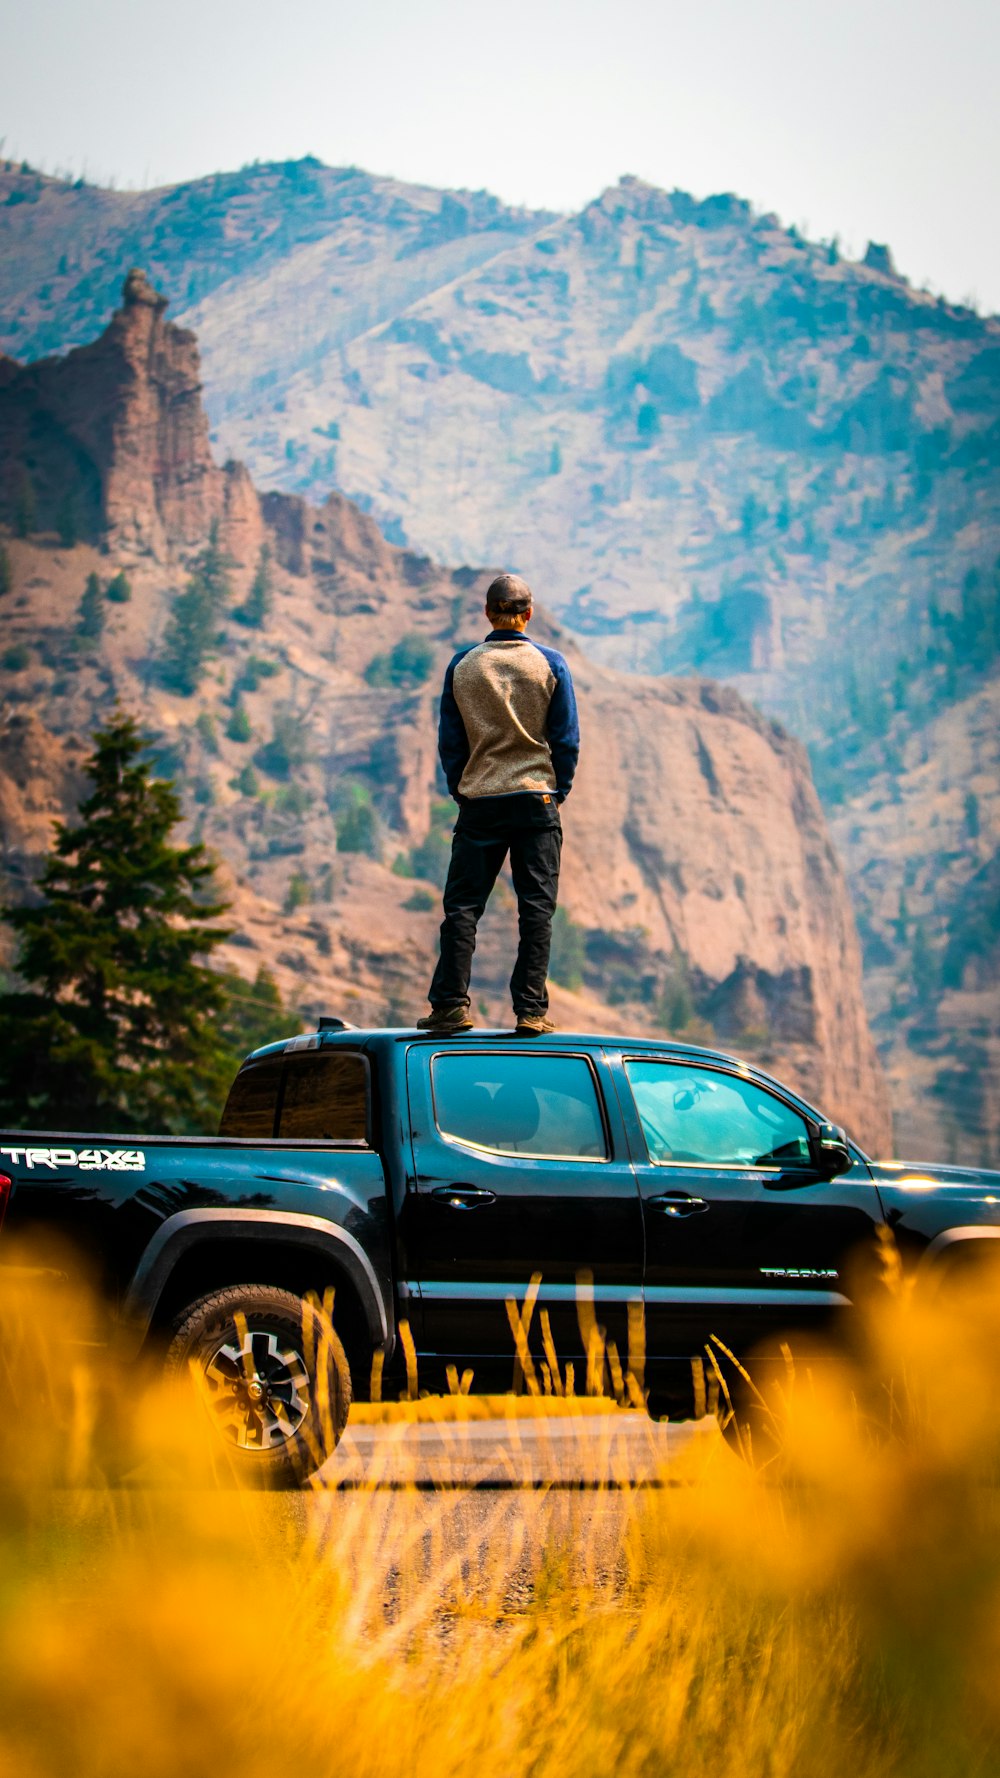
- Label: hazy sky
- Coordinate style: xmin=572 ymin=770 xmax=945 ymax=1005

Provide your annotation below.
xmin=3 ymin=0 xmax=999 ymax=312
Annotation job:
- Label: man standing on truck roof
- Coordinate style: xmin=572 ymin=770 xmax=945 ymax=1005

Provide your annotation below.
xmin=417 ymin=574 xmax=580 ymax=1036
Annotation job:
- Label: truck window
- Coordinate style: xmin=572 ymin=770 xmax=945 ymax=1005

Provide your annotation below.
xmin=431 ymin=1053 xmax=607 ymax=1160
xmin=279 ymin=1053 xmax=369 ymax=1142
xmin=623 ymin=1060 xmax=812 ymax=1168
xmin=219 ymin=1057 xmax=283 ymax=1139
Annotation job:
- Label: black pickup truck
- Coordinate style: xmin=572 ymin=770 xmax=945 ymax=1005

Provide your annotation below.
xmin=2 ymin=1024 xmax=997 ymax=1482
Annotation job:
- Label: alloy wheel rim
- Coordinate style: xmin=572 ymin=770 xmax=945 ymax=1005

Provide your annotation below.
xmin=204 ymin=1326 xmax=311 ymax=1450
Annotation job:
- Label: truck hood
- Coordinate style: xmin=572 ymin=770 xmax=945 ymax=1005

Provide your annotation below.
xmin=870 ymin=1159 xmax=1000 ymax=1191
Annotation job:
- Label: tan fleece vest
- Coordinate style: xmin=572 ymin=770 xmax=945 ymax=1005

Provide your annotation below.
xmin=452 ymin=636 xmax=559 ymax=798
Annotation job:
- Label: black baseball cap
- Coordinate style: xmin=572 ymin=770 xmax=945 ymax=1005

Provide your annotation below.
xmin=486 ymin=573 xmax=533 ymax=614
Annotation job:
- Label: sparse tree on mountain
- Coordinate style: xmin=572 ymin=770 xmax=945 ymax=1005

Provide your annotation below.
xmin=56 ymin=492 xmax=78 ymax=549
xmin=548 ymin=907 xmax=587 ymax=992
xmin=159 ymin=526 xmax=233 ymax=696
xmin=284 ymin=870 xmax=311 ymax=912
xmin=0 ymin=713 xmax=236 ymax=1132
xmin=226 ymin=699 xmax=252 ymax=743
xmin=215 ymin=963 xmax=291 ymax=1057
xmin=106 ymin=570 xmax=131 ymax=604
xmin=160 ymin=578 xmax=216 ymax=694
xmin=77 ymin=571 xmax=105 ymax=641
xmin=911 ymin=922 xmax=940 ymax=1006
xmin=364 ymin=632 xmax=435 ymax=689
xmin=256 ymin=705 xmax=312 ymax=778
xmin=334 ymin=784 xmax=380 ymax=858
xmin=198 ymin=521 xmax=233 ymax=609
xmin=14 ymin=475 xmax=35 ymax=539
xmin=233 ymin=545 xmax=272 ymax=628
xmin=0 ymin=543 xmax=11 ymax=597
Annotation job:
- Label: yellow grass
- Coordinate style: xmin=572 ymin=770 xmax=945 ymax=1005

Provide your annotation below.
xmin=3 ymin=1248 xmax=1000 ymax=1777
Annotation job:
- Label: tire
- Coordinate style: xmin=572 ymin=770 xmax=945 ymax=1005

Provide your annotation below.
xmin=716 ymin=1382 xmax=785 ymax=1471
xmin=164 ymin=1284 xmax=352 ymax=1488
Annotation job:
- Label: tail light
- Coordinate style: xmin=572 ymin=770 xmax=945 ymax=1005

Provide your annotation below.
xmin=0 ymin=1174 xmax=10 ymax=1232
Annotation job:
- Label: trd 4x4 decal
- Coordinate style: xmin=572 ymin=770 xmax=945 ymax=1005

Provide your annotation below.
xmin=0 ymin=1146 xmax=146 ymax=1172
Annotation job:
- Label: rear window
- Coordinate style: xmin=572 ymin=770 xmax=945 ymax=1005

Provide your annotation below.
xmin=219 ymin=1058 xmax=283 ymax=1139
xmin=279 ymin=1054 xmax=369 ymax=1141
xmin=219 ymin=1052 xmax=369 ymax=1142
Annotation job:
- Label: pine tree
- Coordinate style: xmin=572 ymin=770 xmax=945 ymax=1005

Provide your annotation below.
xmin=233 ymin=544 xmax=272 ymax=628
xmin=159 ymin=525 xmax=233 ymax=695
xmin=911 ymin=922 xmax=939 ymax=1005
xmin=105 ymin=570 xmax=131 ymax=604
xmin=216 ymin=964 xmax=290 ymax=1057
xmin=77 ymin=571 xmax=105 ymax=641
xmin=56 ymin=492 xmax=78 ymax=548
xmin=0 ymin=713 xmax=233 ymax=1132
xmin=14 ymin=475 xmax=35 ymax=539
xmin=198 ymin=521 xmax=233 ymax=609
xmin=226 ymin=698 xmax=252 ymax=743
xmin=0 ymin=543 xmax=11 ymax=597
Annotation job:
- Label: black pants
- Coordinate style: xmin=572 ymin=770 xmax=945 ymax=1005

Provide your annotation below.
xmin=429 ymin=795 xmax=563 ymax=1017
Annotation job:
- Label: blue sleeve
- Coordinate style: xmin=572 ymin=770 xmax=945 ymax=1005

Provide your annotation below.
xmin=438 ymin=651 xmax=470 ymax=799
xmin=540 ymin=648 xmax=580 ymax=801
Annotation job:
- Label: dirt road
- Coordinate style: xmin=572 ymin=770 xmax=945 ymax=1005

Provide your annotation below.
xmin=321 ymin=1410 xmax=717 ymax=1488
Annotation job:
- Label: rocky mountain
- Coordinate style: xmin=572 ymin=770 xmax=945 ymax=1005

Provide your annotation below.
xmin=0 ymin=273 xmax=890 ymax=1150
xmin=1 ymin=155 xmax=996 ymax=1160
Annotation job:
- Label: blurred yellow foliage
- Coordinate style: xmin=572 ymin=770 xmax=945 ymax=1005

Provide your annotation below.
xmin=3 ymin=1253 xmax=1000 ymax=1776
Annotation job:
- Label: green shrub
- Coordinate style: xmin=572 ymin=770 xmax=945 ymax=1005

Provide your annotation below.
xmin=2 ymin=644 xmax=30 ymax=672
xmin=195 ymin=712 xmax=220 ymax=756
xmin=105 ymin=571 xmax=131 ymax=604
xmin=226 ymin=700 xmax=252 ymax=744
xmin=548 ymin=908 xmax=586 ymax=990
xmin=659 ymin=960 xmax=695 ymax=1032
xmin=273 ymin=782 xmax=313 ymax=818
xmin=285 ymin=870 xmax=311 ymax=912
xmin=231 ymin=764 xmax=259 ymax=797
xmin=404 ymin=889 xmax=436 ymax=912
xmin=256 ymin=707 xmax=311 ymax=778
xmin=336 ymin=786 xmax=380 ymax=857
xmin=365 ymin=632 xmax=435 ymax=689
xmin=410 ymin=827 xmax=451 ymax=887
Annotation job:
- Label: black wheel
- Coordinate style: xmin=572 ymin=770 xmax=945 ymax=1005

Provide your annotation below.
xmin=164 ymin=1284 xmax=352 ymax=1488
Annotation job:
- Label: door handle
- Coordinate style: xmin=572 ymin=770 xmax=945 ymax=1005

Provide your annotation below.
xmin=431 ymin=1185 xmax=497 ymax=1210
xmin=647 ymin=1192 xmax=709 ymax=1218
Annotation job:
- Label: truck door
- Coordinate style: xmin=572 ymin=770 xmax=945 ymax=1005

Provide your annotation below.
xmin=609 ymin=1052 xmax=883 ymax=1367
xmin=401 ymin=1045 xmax=644 ymax=1383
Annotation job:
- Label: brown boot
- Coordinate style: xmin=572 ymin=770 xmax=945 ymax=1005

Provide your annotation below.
xmin=514 ymin=1013 xmax=556 ymax=1035
xmin=416 ymin=1005 xmax=474 ymax=1032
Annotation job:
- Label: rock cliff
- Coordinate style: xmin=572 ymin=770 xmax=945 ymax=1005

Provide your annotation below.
xmin=0 ymin=276 xmax=891 ymax=1149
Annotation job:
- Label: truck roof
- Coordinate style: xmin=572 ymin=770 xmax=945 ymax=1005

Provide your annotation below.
xmin=248 ymin=1024 xmax=747 ymax=1066
xmin=244 ymin=1025 xmax=830 ymax=1127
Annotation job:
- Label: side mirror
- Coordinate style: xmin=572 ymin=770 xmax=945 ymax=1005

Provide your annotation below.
xmin=810 ymin=1122 xmax=853 ymax=1179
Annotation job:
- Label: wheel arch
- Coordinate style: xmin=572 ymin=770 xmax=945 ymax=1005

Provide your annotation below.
xmin=918 ymin=1225 xmax=1000 ymax=1283
xmin=120 ymin=1209 xmax=391 ymax=1372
